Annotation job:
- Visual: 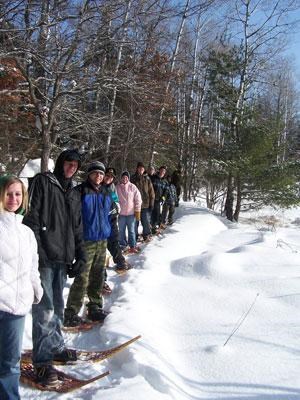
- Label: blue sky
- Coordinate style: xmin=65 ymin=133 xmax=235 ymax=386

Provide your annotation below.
xmin=282 ymin=7 xmax=300 ymax=87
xmin=287 ymin=31 xmax=300 ymax=83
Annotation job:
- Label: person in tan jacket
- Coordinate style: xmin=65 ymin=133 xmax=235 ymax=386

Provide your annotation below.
xmin=131 ymin=162 xmax=155 ymax=242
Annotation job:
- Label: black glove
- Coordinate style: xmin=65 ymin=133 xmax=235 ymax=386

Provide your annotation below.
xmin=67 ymin=259 xmax=86 ymax=278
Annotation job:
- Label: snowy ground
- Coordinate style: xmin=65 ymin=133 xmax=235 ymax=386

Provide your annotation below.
xmin=20 ymin=202 xmax=300 ymax=399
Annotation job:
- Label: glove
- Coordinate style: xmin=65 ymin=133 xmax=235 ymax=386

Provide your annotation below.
xmin=67 ymin=259 xmax=86 ymax=278
xmin=134 ymin=211 xmax=141 ymax=221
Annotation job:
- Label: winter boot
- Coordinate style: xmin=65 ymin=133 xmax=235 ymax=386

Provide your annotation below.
xmin=102 ymin=282 xmax=112 ymax=295
xmin=116 ymin=260 xmax=132 ymax=272
xmin=128 ymin=247 xmax=140 ymax=254
xmin=35 ymin=365 xmax=59 ymax=387
xmin=143 ymin=235 xmax=152 ymax=243
xmin=87 ymin=305 xmax=108 ymax=322
xmin=53 ymin=348 xmax=77 ymax=363
xmin=64 ymin=310 xmax=83 ymax=327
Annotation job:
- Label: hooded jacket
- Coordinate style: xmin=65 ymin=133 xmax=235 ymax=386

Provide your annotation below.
xmin=116 ymin=181 xmax=142 ymax=216
xmin=0 ymin=211 xmax=43 ymax=315
xmin=23 ymin=150 xmax=86 ymax=266
xmin=76 ymin=179 xmax=113 ymax=241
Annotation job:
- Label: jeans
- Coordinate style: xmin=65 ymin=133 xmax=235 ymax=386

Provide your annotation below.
xmin=0 ymin=311 xmax=25 ymax=400
xmin=136 ymin=208 xmax=151 ymax=238
xmin=66 ymin=240 xmax=107 ymax=313
xmin=32 ymin=260 xmax=67 ymax=365
xmin=119 ymin=214 xmax=136 ymax=248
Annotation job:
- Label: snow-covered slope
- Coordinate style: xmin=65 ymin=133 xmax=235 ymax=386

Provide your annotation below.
xmin=21 ymin=202 xmax=300 ymax=399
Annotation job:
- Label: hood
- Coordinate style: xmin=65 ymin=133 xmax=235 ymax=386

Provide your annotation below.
xmin=53 ymin=149 xmax=81 ymax=178
xmin=53 ymin=149 xmax=81 ymax=190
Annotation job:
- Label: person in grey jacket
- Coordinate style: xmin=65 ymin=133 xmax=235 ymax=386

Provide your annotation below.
xmin=0 ymin=175 xmax=43 ymax=400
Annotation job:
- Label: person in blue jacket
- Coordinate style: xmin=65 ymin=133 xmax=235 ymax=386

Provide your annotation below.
xmin=64 ymin=161 xmax=113 ymax=326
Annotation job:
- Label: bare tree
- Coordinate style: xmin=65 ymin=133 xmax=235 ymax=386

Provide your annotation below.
xmin=223 ymin=0 xmax=300 ymax=220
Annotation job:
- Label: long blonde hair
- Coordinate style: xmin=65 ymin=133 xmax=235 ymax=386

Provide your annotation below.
xmin=0 ymin=176 xmax=28 ymax=214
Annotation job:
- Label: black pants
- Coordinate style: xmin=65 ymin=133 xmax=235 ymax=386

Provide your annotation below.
xmin=107 ymin=238 xmax=126 ymax=267
xmin=162 ymin=204 xmax=175 ymax=224
xmin=151 ymin=200 xmax=162 ymax=229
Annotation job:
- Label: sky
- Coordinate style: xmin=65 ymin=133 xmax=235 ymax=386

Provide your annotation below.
xmin=285 ymin=19 xmax=300 ymax=86
xmin=19 ymin=199 xmax=300 ymax=399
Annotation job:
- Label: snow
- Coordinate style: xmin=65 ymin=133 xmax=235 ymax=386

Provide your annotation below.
xmin=20 ymin=201 xmax=300 ymax=399
xmin=19 ymin=158 xmax=54 ymax=187
xmin=19 ymin=158 xmax=54 ymax=177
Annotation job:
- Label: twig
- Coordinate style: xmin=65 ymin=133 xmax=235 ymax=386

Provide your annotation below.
xmin=223 ymin=293 xmax=260 ymax=347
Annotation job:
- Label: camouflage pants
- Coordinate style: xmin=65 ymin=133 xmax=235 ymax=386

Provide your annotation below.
xmin=66 ymin=240 xmax=107 ymax=314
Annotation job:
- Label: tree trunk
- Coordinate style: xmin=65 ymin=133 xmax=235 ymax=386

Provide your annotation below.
xmin=224 ymin=173 xmax=234 ymax=221
xmin=149 ymin=0 xmax=190 ymax=165
xmin=105 ymin=0 xmax=132 ymax=164
xmin=233 ymin=174 xmax=241 ymax=222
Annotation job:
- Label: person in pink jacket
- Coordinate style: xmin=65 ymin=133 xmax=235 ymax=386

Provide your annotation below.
xmin=116 ymin=171 xmax=142 ymax=254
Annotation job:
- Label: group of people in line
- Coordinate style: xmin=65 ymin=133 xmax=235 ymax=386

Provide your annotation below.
xmin=0 ymin=149 xmax=183 ymax=398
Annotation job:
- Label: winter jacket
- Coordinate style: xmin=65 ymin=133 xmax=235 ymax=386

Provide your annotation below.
xmin=116 ymin=181 xmax=142 ymax=216
xmin=0 ymin=211 xmax=43 ymax=315
xmin=130 ymin=173 xmax=155 ymax=209
xmin=76 ymin=180 xmax=113 ymax=241
xmin=171 ymin=169 xmax=183 ymax=189
xmin=104 ymin=182 xmax=120 ymax=240
xmin=165 ymin=183 xmax=178 ymax=206
xmin=151 ymin=174 xmax=168 ymax=201
xmin=23 ymin=172 xmax=86 ymax=266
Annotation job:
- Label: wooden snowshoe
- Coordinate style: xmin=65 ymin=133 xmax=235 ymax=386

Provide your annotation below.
xmin=62 ymin=320 xmax=102 ymax=333
xmin=20 ymin=363 xmax=109 ymax=393
xmin=21 ymin=335 xmax=141 ymax=365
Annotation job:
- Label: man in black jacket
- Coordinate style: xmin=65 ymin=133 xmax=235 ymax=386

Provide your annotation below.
xmin=171 ymin=164 xmax=183 ymax=206
xmin=151 ymin=165 xmax=167 ymax=233
xmin=23 ymin=149 xmax=86 ymax=387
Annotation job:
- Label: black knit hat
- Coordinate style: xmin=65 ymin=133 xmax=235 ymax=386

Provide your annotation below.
xmin=121 ymin=170 xmax=130 ymax=179
xmin=87 ymin=161 xmax=106 ymax=175
xmin=136 ymin=161 xmax=145 ymax=169
xmin=106 ymin=167 xmax=116 ymax=178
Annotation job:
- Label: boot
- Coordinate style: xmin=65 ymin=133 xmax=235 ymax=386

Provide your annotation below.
xmin=53 ymin=348 xmax=77 ymax=363
xmin=64 ymin=310 xmax=83 ymax=327
xmin=116 ymin=260 xmax=132 ymax=272
xmin=35 ymin=365 xmax=59 ymax=387
xmin=87 ymin=305 xmax=108 ymax=322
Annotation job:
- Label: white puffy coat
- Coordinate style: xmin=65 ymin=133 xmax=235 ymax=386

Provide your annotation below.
xmin=0 ymin=211 xmax=43 ymax=315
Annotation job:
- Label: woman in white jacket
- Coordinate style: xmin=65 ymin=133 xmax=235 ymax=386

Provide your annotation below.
xmin=0 ymin=176 xmax=43 ymax=400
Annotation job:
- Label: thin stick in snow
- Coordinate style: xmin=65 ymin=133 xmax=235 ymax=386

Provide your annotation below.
xmin=223 ymin=293 xmax=259 ymax=347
